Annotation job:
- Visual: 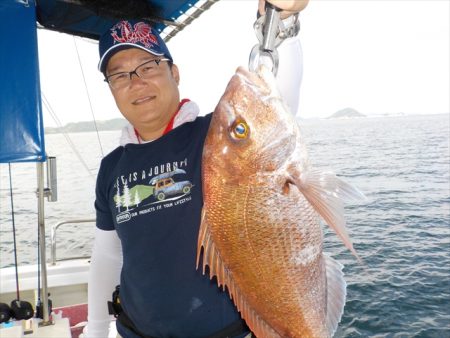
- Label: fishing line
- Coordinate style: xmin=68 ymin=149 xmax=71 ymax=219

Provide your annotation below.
xmin=73 ymin=36 xmax=105 ymax=158
xmin=41 ymin=93 xmax=95 ymax=180
xmin=42 ymin=93 xmax=64 ymax=129
xmin=5 ymin=164 xmax=34 ymax=320
xmin=8 ymin=163 xmax=21 ymax=300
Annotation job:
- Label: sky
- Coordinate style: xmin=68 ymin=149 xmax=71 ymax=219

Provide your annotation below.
xmin=37 ymin=0 xmax=450 ymax=127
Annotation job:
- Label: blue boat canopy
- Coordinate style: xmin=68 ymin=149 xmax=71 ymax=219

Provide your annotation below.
xmin=35 ymin=0 xmax=218 ymax=41
xmin=0 ymin=1 xmax=45 ymax=163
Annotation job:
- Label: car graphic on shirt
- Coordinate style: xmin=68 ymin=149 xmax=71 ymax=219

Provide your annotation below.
xmin=150 ymin=169 xmax=192 ymax=201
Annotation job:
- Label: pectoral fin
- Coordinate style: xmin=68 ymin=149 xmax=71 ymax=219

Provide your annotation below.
xmin=291 ymin=169 xmax=365 ymax=260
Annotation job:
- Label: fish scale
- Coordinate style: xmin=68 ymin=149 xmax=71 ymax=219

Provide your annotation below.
xmin=206 ymin=182 xmax=327 ymax=337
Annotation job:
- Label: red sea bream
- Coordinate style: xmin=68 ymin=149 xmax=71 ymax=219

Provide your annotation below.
xmin=198 ymin=66 xmax=363 ymax=338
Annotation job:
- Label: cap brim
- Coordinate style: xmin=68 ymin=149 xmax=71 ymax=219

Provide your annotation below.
xmin=98 ymin=43 xmax=164 ymax=73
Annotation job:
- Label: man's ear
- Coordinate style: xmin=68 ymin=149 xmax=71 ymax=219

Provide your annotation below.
xmin=171 ymin=64 xmax=180 ymax=85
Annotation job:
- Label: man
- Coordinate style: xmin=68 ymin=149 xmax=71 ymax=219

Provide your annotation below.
xmin=86 ymin=1 xmax=309 ymax=337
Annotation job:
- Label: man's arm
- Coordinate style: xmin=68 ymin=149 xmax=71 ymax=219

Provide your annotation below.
xmin=83 ymin=228 xmax=122 ymax=338
xmin=256 ymin=0 xmax=309 ymax=116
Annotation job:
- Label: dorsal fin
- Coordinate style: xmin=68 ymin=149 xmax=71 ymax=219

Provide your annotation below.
xmin=324 ymin=253 xmax=347 ymax=337
xmin=196 ymin=208 xmax=282 ymax=338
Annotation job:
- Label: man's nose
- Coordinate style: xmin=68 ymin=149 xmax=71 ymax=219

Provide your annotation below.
xmin=129 ymin=71 xmax=146 ymax=87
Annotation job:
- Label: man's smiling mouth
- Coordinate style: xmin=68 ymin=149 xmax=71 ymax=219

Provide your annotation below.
xmin=133 ymin=96 xmax=155 ymax=105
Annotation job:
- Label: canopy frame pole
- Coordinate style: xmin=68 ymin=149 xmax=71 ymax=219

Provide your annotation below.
xmin=37 ymin=162 xmax=52 ymax=326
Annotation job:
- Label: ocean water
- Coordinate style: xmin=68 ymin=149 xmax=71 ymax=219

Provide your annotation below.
xmin=1 ymin=114 xmax=449 ymax=337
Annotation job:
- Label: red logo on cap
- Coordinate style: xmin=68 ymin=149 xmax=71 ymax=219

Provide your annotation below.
xmin=110 ymin=21 xmax=159 ymax=48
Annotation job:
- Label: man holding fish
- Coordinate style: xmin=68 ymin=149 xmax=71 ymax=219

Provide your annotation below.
xmin=85 ymin=1 xmax=360 ymax=337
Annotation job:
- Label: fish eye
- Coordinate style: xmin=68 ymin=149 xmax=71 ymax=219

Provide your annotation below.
xmin=230 ymin=120 xmax=249 ymax=139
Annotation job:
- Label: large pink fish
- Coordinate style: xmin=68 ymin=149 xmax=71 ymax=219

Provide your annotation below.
xmin=197 ymin=66 xmax=362 ymax=337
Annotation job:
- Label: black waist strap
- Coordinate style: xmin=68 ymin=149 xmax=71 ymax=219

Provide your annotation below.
xmin=108 ymin=285 xmax=249 ymax=338
xmin=117 ymin=310 xmax=156 ymax=338
xmin=204 ymin=318 xmax=250 ymax=338
xmin=117 ymin=309 xmax=250 ymax=338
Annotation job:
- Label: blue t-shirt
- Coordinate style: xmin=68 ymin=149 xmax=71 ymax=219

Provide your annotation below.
xmin=95 ymin=115 xmax=243 ymax=338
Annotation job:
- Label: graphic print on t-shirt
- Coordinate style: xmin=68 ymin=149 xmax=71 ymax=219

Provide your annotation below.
xmin=114 ymin=158 xmax=193 ymax=224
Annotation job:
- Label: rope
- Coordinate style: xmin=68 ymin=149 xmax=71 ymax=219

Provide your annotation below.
xmin=73 ymin=36 xmax=104 ymax=157
xmin=8 ymin=163 xmax=21 ymax=300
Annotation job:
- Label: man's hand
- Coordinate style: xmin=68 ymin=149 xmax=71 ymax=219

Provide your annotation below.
xmin=258 ymin=0 xmax=309 ymax=19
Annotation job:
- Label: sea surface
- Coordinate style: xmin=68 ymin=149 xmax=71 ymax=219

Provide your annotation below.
xmin=1 ymin=114 xmax=449 ymax=337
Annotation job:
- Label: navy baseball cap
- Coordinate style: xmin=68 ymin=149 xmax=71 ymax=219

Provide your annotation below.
xmin=98 ymin=19 xmax=173 ymax=73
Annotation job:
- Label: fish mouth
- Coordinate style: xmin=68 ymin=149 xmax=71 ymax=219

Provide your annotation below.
xmin=132 ymin=96 xmax=156 ymax=105
xmin=236 ymin=66 xmax=252 ymax=78
xmin=236 ymin=67 xmax=264 ymax=84
xmin=235 ymin=66 xmax=273 ymax=97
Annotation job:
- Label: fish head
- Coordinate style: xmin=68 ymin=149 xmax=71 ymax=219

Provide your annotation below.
xmin=205 ymin=66 xmax=304 ymax=178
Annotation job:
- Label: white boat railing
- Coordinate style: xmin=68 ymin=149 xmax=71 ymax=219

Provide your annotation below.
xmin=50 ymin=219 xmax=95 ymax=265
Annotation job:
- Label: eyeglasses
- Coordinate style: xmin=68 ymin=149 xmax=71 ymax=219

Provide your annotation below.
xmin=105 ymin=58 xmax=171 ymax=90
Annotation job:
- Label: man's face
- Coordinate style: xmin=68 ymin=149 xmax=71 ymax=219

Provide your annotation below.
xmin=106 ymin=48 xmax=180 ymax=139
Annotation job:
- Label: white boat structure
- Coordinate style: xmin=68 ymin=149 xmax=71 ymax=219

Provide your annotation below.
xmin=0 ymin=1 xmax=218 ymax=337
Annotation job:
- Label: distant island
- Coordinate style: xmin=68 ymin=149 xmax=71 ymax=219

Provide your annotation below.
xmin=46 ymin=108 xmax=369 ymax=133
xmin=328 ymin=108 xmax=366 ymax=119
xmin=45 ymin=118 xmax=128 ymax=134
